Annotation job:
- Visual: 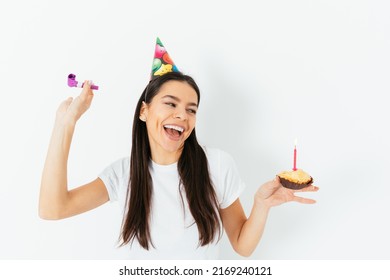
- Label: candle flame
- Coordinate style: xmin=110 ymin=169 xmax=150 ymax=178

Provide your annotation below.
xmin=294 ymin=138 xmax=298 ymax=148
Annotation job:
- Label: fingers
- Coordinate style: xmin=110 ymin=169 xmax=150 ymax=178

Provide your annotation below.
xmin=292 ymin=184 xmax=318 ymax=204
xmin=293 ymin=196 xmax=317 ymax=204
xmin=271 ymin=176 xmax=282 ymax=187
xmin=58 ymin=97 xmax=73 ymax=110
xmin=294 ymin=185 xmax=319 ymax=193
xmin=78 ymin=80 xmax=95 ymax=110
xmin=64 ymin=96 xmax=73 ymax=105
xmin=80 ymin=80 xmax=94 ymax=98
xmin=266 ymin=177 xmax=283 ymax=192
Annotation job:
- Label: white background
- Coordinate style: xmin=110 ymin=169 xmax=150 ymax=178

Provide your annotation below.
xmin=0 ymin=0 xmax=389 ymax=260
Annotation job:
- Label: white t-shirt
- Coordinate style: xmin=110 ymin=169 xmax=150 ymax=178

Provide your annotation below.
xmin=98 ymin=147 xmax=245 ymax=259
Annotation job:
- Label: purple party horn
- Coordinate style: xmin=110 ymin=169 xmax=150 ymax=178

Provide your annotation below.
xmin=67 ymin=73 xmax=99 ymax=90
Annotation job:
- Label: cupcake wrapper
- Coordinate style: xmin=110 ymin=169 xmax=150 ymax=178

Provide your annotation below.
xmin=278 ymin=176 xmax=313 ymax=190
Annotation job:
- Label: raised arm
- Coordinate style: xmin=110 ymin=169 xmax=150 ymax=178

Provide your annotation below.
xmin=39 ymin=81 xmax=109 ymax=220
xmin=220 ymin=177 xmax=319 ymax=257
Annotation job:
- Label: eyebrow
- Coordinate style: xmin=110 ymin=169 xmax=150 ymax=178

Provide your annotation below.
xmin=162 ymin=94 xmax=198 ymax=107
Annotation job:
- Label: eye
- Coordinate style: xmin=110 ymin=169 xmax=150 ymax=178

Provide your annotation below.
xmin=165 ymin=102 xmax=176 ymax=108
xmin=187 ymin=109 xmax=197 ymax=115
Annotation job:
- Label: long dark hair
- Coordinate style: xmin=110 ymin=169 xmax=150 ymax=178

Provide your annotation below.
xmin=120 ymin=72 xmax=221 ymax=250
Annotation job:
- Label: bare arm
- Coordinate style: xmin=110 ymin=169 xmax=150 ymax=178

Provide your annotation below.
xmin=220 ymin=198 xmax=270 ymax=257
xmin=39 ymin=81 xmax=109 ymax=220
xmin=221 ymin=177 xmax=319 ymax=257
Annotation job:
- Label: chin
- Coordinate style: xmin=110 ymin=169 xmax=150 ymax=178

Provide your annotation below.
xmin=160 ymin=138 xmax=185 ymax=153
xmin=163 ymin=144 xmax=184 ymax=154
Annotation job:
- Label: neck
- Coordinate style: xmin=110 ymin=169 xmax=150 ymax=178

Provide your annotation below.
xmin=149 ymin=146 xmax=183 ymax=165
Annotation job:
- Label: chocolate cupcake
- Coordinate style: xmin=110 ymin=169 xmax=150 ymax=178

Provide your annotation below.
xmin=278 ymin=169 xmax=313 ymax=190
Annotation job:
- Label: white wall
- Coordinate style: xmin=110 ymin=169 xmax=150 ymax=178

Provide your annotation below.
xmin=1 ymin=0 xmax=389 ymax=259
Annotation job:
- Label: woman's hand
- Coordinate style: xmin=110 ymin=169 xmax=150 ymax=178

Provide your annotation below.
xmin=40 ymin=80 xmax=108 ymax=220
xmin=255 ymin=176 xmax=319 ymax=208
xmin=56 ymin=81 xmax=94 ymax=125
xmin=222 ymin=177 xmax=318 ymax=257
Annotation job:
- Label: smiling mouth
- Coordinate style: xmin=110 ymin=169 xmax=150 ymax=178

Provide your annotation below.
xmin=163 ymin=124 xmax=184 ymax=138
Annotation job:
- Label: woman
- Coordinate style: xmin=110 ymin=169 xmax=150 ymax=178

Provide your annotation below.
xmin=40 ymin=38 xmax=318 ymax=259
xmin=39 ymin=71 xmax=318 ymax=259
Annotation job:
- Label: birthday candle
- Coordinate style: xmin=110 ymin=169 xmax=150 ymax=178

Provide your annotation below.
xmin=293 ymin=138 xmax=297 ymax=171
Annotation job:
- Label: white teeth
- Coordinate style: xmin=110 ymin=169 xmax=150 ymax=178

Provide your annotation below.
xmin=164 ymin=125 xmax=184 ymax=133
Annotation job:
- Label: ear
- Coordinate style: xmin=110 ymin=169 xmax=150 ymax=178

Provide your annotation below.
xmin=139 ymin=101 xmax=148 ymax=122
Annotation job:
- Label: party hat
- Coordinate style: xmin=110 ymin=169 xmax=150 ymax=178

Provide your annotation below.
xmin=151 ymin=37 xmax=179 ymax=78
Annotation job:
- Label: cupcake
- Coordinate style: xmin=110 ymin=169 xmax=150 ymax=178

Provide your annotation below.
xmin=278 ymin=169 xmax=313 ymax=190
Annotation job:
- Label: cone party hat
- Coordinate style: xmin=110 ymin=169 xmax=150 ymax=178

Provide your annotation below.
xmin=151 ymin=37 xmax=179 ymax=78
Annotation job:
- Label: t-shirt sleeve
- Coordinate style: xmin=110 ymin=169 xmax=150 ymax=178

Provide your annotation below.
xmin=216 ymin=150 xmax=246 ymax=209
xmin=98 ymin=157 xmax=130 ymax=202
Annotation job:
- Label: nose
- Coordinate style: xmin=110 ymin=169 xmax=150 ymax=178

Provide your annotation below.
xmin=173 ymin=106 xmax=187 ymax=120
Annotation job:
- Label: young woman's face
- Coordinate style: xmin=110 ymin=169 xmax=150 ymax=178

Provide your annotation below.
xmin=140 ymin=80 xmax=198 ymax=161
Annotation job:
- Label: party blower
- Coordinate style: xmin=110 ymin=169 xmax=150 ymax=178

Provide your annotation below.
xmin=67 ymin=73 xmax=99 ymax=90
